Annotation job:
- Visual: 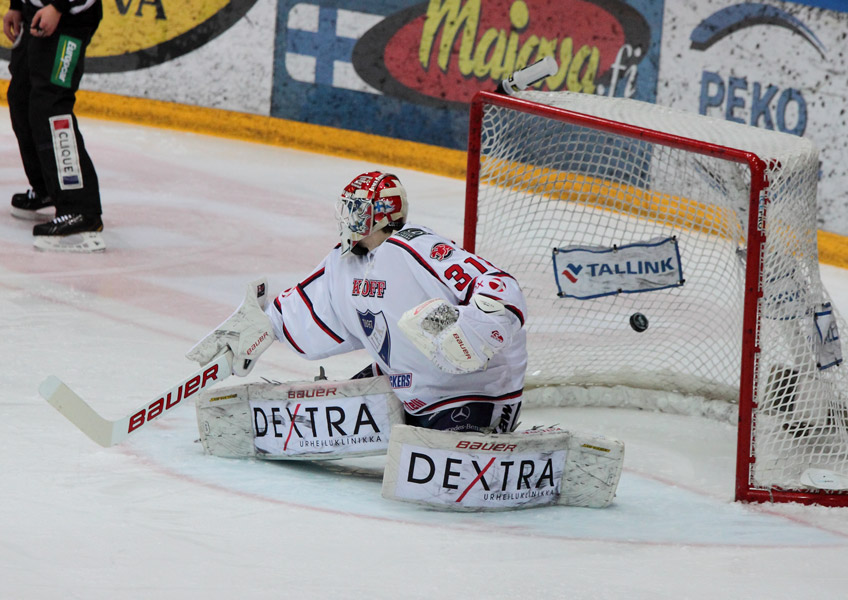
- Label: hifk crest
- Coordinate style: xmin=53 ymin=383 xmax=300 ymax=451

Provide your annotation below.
xmin=357 ymin=309 xmax=391 ymax=366
xmin=430 ymin=242 xmax=454 ymax=261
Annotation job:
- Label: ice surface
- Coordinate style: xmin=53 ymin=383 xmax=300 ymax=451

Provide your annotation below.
xmin=2 ymin=108 xmax=848 ymax=600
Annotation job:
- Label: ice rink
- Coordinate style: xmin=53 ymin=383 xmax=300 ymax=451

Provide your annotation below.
xmin=2 ymin=107 xmax=848 ymax=599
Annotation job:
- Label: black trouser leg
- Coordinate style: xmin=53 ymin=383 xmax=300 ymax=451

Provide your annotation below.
xmin=23 ymin=28 xmax=101 ymax=216
xmin=7 ymin=29 xmax=48 ymax=198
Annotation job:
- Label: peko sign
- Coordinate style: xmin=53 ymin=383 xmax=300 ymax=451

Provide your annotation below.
xmin=273 ymin=0 xmax=662 ymax=149
xmin=657 ymin=1 xmax=848 ymax=233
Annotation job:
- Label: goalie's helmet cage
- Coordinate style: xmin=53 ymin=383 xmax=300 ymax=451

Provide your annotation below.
xmin=337 ymin=171 xmax=408 ymax=256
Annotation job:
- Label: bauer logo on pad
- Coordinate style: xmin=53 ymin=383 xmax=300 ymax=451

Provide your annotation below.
xmin=552 ymin=237 xmax=684 ymax=299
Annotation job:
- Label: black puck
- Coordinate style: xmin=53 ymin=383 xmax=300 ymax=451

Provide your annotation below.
xmin=630 ymin=312 xmax=648 ymax=332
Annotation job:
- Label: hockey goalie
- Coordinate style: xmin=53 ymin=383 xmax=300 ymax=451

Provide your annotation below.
xmin=186 ymin=170 xmax=624 ymax=511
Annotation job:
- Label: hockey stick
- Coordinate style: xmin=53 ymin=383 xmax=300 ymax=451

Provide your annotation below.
xmin=495 ymin=55 xmax=558 ymax=95
xmin=38 ymin=351 xmax=234 ymax=447
xmin=800 ymin=468 xmax=848 ymax=491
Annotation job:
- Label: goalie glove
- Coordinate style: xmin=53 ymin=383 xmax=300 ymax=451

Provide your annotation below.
xmin=398 ymin=295 xmax=512 ymax=374
xmin=186 ymin=278 xmax=275 ymax=377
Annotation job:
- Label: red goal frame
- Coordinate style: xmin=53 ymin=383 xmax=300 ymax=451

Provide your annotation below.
xmin=464 ymin=90 xmax=846 ymax=506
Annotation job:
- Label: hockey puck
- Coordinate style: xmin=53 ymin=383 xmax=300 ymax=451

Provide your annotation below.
xmin=629 ymin=312 xmax=649 ymax=332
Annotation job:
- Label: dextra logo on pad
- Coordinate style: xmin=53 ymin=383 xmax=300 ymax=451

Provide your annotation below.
xmin=50 ymin=115 xmax=83 ymax=190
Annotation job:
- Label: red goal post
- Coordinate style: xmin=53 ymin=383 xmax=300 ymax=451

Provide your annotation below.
xmin=464 ymin=90 xmax=848 ymax=506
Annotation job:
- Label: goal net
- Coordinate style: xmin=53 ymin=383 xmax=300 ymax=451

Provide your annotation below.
xmin=465 ymin=90 xmax=848 ymax=505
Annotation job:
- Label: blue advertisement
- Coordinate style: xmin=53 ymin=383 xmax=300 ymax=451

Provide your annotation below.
xmin=272 ymin=0 xmax=665 ymax=150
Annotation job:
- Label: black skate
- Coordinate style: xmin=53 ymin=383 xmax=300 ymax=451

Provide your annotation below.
xmin=33 ymin=214 xmax=106 ymax=253
xmin=11 ymin=189 xmax=54 ymax=221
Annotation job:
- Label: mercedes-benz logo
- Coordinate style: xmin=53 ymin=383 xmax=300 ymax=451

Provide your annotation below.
xmin=450 ymin=406 xmax=471 ymax=422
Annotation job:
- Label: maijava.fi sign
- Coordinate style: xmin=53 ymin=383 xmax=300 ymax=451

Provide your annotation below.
xmin=352 ymin=0 xmax=654 ymax=108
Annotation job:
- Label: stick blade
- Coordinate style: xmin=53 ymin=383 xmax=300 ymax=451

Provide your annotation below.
xmin=39 ymin=376 xmax=121 ymax=447
xmin=800 ymin=468 xmax=848 ymax=491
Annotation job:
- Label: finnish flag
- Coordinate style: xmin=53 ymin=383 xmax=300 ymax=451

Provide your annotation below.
xmin=286 ymin=3 xmax=382 ymax=94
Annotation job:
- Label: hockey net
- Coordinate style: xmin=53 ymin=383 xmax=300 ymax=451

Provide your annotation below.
xmin=465 ymin=90 xmax=848 ymax=505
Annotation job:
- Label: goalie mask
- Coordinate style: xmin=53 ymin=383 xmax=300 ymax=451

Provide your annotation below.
xmin=337 ymin=171 xmax=408 ymax=257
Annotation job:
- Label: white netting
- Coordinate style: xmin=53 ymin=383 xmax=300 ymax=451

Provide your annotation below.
xmin=470 ymin=91 xmax=848 ymax=497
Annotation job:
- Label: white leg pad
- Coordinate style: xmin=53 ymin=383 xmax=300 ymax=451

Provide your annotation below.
xmin=196 ymin=376 xmax=404 ymax=460
xmin=560 ymin=433 xmax=625 ymax=508
xmin=381 ymin=425 xmax=624 ymax=511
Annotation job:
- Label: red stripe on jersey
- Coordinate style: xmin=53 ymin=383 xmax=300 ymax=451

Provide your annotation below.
xmin=473 ymin=292 xmax=526 ymax=327
xmin=411 ymin=388 xmax=524 ymax=415
xmin=487 ymin=270 xmax=514 ymax=279
xmin=301 ymin=267 xmax=325 ymax=287
xmin=385 ymin=237 xmax=442 ymax=281
xmin=295 ymin=284 xmax=345 ymax=343
xmin=462 ymin=278 xmax=477 ymax=305
xmin=282 ymin=321 xmax=305 ymax=354
xmin=505 ymin=305 xmax=525 ymax=326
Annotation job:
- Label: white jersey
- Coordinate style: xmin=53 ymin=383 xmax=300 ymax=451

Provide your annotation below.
xmin=265 ymin=224 xmax=528 ymax=416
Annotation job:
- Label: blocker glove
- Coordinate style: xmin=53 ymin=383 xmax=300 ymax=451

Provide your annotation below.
xmin=186 ymin=278 xmax=275 ymax=376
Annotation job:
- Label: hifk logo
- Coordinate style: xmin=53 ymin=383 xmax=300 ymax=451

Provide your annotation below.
xmin=430 ymin=243 xmax=454 ymax=261
xmin=357 ymin=309 xmax=391 ymax=366
xmin=561 ymin=263 xmax=583 ymax=284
